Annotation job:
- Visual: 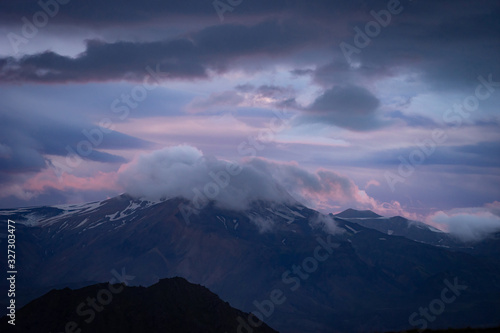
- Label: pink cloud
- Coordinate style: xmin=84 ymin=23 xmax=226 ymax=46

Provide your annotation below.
xmin=365 ymin=179 xmax=380 ymax=189
xmin=23 ymin=168 xmax=120 ymax=194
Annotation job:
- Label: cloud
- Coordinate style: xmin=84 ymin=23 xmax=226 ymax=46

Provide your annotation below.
xmin=117 ymin=145 xmax=409 ymax=216
xmin=0 ymin=141 xmax=422 ymax=223
xmin=0 ymin=167 xmax=119 ymax=206
xmin=428 ymin=142 xmax=500 ymax=168
xmin=185 ymin=84 xmax=296 ymax=113
xmin=365 ymin=179 xmax=380 ymax=189
xmin=0 ymin=112 xmax=149 ymax=178
xmin=2 ymin=0 xmax=499 ymax=92
xmin=186 ymin=91 xmax=244 ymax=113
xmin=310 ymin=214 xmax=345 ymax=235
xmin=117 ymin=145 xmax=295 ymax=211
xmin=429 ymin=208 xmax=500 ymax=242
xmin=247 ymin=214 xmax=275 ymax=233
xmin=310 ymin=86 xmax=380 ymax=114
xmin=311 ymin=61 xmax=393 ymax=88
xmin=116 ymin=145 xmax=391 ymax=213
xmin=235 ymin=84 xmax=256 ymax=92
xmin=486 ymin=201 xmax=500 ymax=217
xmin=255 ymin=85 xmax=292 ymax=98
xmin=0 ymin=19 xmax=323 ymax=83
xmin=0 ymin=39 xmax=206 ymax=83
xmin=0 ymin=110 xmax=152 ymax=206
xmin=246 ymin=158 xmax=359 ymax=207
xmin=387 ymin=110 xmax=438 ymax=128
xmin=299 ymin=85 xmax=385 ymax=131
xmin=364 ymin=141 xmax=500 ymax=169
xmin=290 ymin=68 xmax=314 ymax=77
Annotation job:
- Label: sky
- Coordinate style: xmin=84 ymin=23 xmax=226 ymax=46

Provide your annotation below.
xmin=0 ymin=0 xmax=499 ymax=235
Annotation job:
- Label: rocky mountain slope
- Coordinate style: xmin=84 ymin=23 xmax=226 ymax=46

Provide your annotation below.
xmin=0 ymin=195 xmax=499 ymax=332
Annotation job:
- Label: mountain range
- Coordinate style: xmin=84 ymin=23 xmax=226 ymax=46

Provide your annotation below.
xmin=1 ymin=194 xmax=499 ymax=332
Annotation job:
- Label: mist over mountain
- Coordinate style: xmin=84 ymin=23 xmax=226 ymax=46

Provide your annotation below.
xmin=117 ymin=145 xmax=370 ymax=214
xmin=116 ymin=145 xmax=500 ymax=243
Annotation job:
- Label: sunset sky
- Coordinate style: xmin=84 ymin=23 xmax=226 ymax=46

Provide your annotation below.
xmin=1 ymin=0 xmax=499 ymax=233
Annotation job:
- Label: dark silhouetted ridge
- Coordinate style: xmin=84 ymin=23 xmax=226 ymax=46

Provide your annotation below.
xmin=335 ymin=208 xmax=382 ymax=219
xmin=0 ymin=277 xmax=278 ymax=333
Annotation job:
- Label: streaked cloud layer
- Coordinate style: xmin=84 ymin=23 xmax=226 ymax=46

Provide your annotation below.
xmin=0 ymin=0 xmax=499 ymax=238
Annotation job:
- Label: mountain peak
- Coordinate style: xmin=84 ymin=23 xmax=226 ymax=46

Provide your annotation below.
xmin=335 ymin=208 xmax=382 ymax=219
xmin=1 ymin=276 xmax=278 ymax=333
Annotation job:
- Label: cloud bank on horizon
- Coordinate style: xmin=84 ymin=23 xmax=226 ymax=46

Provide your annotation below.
xmin=0 ymin=0 xmax=499 ymax=239
xmin=117 ymin=145 xmax=378 ymax=212
xmin=122 ymin=145 xmax=500 ymax=240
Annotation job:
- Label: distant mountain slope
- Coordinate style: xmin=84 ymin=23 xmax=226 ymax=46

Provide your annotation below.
xmin=465 ymin=231 xmax=500 ymax=257
xmin=333 ymin=210 xmax=465 ymax=249
xmin=335 ymin=208 xmax=382 ymax=219
xmin=0 ymin=195 xmax=499 ymax=332
xmin=0 ymin=277 xmax=278 ymax=333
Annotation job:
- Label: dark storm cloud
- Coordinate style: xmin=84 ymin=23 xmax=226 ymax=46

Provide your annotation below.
xmin=299 ymin=85 xmax=385 ymax=131
xmin=0 ymin=0 xmax=367 ymax=25
xmin=310 ymin=86 xmax=380 ymax=114
xmin=275 ymin=2 xmax=500 ymax=92
xmin=0 ymin=20 xmax=323 ymax=83
xmin=0 ymin=39 xmax=205 ymax=83
xmin=0 ymin=112 xmax=150 ymax=179
xmin=0 ymin=0 xmax=215 ymax=25
xmin=2 ymin=0 xmax=499 ymax=91
xmin=337 ymin=2 xmax=500 ymax=91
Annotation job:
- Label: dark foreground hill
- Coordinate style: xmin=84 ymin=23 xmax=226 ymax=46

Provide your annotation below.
xmin=0 ymin=277 xmax=278 ymax=333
